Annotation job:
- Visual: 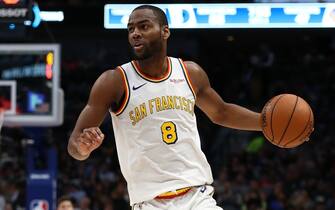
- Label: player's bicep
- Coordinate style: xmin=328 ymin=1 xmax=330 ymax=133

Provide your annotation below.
xmin=184 ymin=61 xmax=226 ymax=123
xmin=73 ymin=69 xmax=123 ymax=132
xmin=196 ymin=83 xmax=226 ymax=123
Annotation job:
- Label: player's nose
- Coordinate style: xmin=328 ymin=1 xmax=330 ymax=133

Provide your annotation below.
xmin=132 ymin=27 xmax=142 ymax=39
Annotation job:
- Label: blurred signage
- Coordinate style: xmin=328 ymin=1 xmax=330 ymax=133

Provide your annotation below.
xmin=30 ymin=199 xmax=49 ymax=210
xmin=0 ymin=0 xmax=23 ymax=6
xmin=0 ymin=0 xmax=30 ymax=23
xmin=27 ymin=148 xmax=57 ymax=210
xmin=2 ymin=0 xmax=20 ymax=5
xmin=104 ymin=3 xmax=335 ymax=28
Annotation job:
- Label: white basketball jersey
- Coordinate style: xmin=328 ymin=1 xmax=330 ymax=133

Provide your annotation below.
xmin=110 ymin=57 xmax=213 ymax=205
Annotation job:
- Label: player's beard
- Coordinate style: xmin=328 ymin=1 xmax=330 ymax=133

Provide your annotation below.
xmin=132 ymin=39 xmax=163 ymax=60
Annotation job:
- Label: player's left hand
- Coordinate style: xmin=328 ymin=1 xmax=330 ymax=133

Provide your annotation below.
xmin=76 ymin=127 xmax=105 ymax=156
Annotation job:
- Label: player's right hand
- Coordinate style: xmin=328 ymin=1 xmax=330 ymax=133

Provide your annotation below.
xmin=76 ymin=127 xmax=104 ymax=157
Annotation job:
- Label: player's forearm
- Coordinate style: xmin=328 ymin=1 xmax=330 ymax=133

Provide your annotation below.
xmin=67 ymin=135 xmax=90 ymax=161
xmin=214 ymin=103 xmax=262 ymax=131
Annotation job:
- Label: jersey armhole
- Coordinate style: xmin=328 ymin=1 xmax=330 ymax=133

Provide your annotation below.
xmin=178 ymin=58 xmax=197 ymax=100
xmin=113 ymin=66 xmax=130 ymax=116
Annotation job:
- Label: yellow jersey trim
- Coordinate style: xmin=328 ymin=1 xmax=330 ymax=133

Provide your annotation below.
xmin=178 ymin=58 xmax=196 ymax=100
xmin=114 ymin=66 xmax=130 ymax=116
xmin=155 ymin=187 xmax=192 ymax=199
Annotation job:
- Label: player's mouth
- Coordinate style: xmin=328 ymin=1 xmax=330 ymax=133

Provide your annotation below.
xmin=133 ymin=40 xmax=144 ymax=51
xmin=134 ymin=42 xmax=144 ymax=51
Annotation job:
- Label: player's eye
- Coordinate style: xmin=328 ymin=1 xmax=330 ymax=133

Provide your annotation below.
xmin=128 ymin=27 xmax=134 ymax=33
xmin=141 ymin=24 xmax=148 ymax=30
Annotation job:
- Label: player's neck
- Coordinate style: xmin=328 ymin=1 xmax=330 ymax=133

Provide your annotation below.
xmin=136 ymin=53 xmax=168 ymax=78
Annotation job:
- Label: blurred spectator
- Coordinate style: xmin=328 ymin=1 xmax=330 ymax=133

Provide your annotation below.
xmin=267 ymin=182 xmax=286 ymax=210
xmin=0 ymin=189 xmax=5 ymax=210
xmin=57 ymin=196 xmax=75 ymax=210
xmin=241 ymin=190 xmax=267 ymax=210
xmin=111 ymin=180 xmax=129 ymax=210
xmin=5 ymin=181 xmax=25 ymax=210
xmin=103 ymin=202 xmax=114 ymax=210
xmin=4 ymin=202 xmax=13 ymax=210
xmin=79 ymin=196 xmax=91 ymax=210
xmin=289 ymin=190 xmax=313 ymax=210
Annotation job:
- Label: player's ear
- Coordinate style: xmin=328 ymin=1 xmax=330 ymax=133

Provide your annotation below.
xmin=162 ymin=25 xmax=170 ymax=40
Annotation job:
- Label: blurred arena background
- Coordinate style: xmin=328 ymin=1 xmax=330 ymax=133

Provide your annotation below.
xmin=0 ymin=0 xmax=335 ymax=210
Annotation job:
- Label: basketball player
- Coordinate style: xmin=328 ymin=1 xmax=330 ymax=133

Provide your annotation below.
xmin=68 ymin=5 xmax=262 ymax=210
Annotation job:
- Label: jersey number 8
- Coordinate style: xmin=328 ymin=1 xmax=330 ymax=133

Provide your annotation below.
xmin=161 ymin=121 xmax=178 ymax=144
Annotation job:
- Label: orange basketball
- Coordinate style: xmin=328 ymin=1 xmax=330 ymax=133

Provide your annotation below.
xmin=261 ymin=94 xmax=314 ymax=148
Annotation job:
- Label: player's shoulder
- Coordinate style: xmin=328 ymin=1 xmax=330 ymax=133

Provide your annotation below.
xmin=182 ymin=60 xmax=207 ymax=78
xmin=99 ymin=67 xmax=124 ymax=82
xmin=92 ymin=67 xmax=126 ymax=99
xmin=92 ymin=67 xmax=126 ymax=95
xmin=179 ymin=60 xmax=209 ymax=94
xmin=183 ymin=60 xmax=200 ymax=70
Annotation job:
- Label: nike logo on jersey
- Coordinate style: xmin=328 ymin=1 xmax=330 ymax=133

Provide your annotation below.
xmin=132 ymin=83 xmax=147 ymax=90
xmin=200 ymin=186 xmax=207 ymax=193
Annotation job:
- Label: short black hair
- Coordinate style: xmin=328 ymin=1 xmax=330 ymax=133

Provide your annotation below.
xmin=133 ymin=5 xmax=168 ymax=27
xmin=57 ymin=196 xmax=74 ymax=207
